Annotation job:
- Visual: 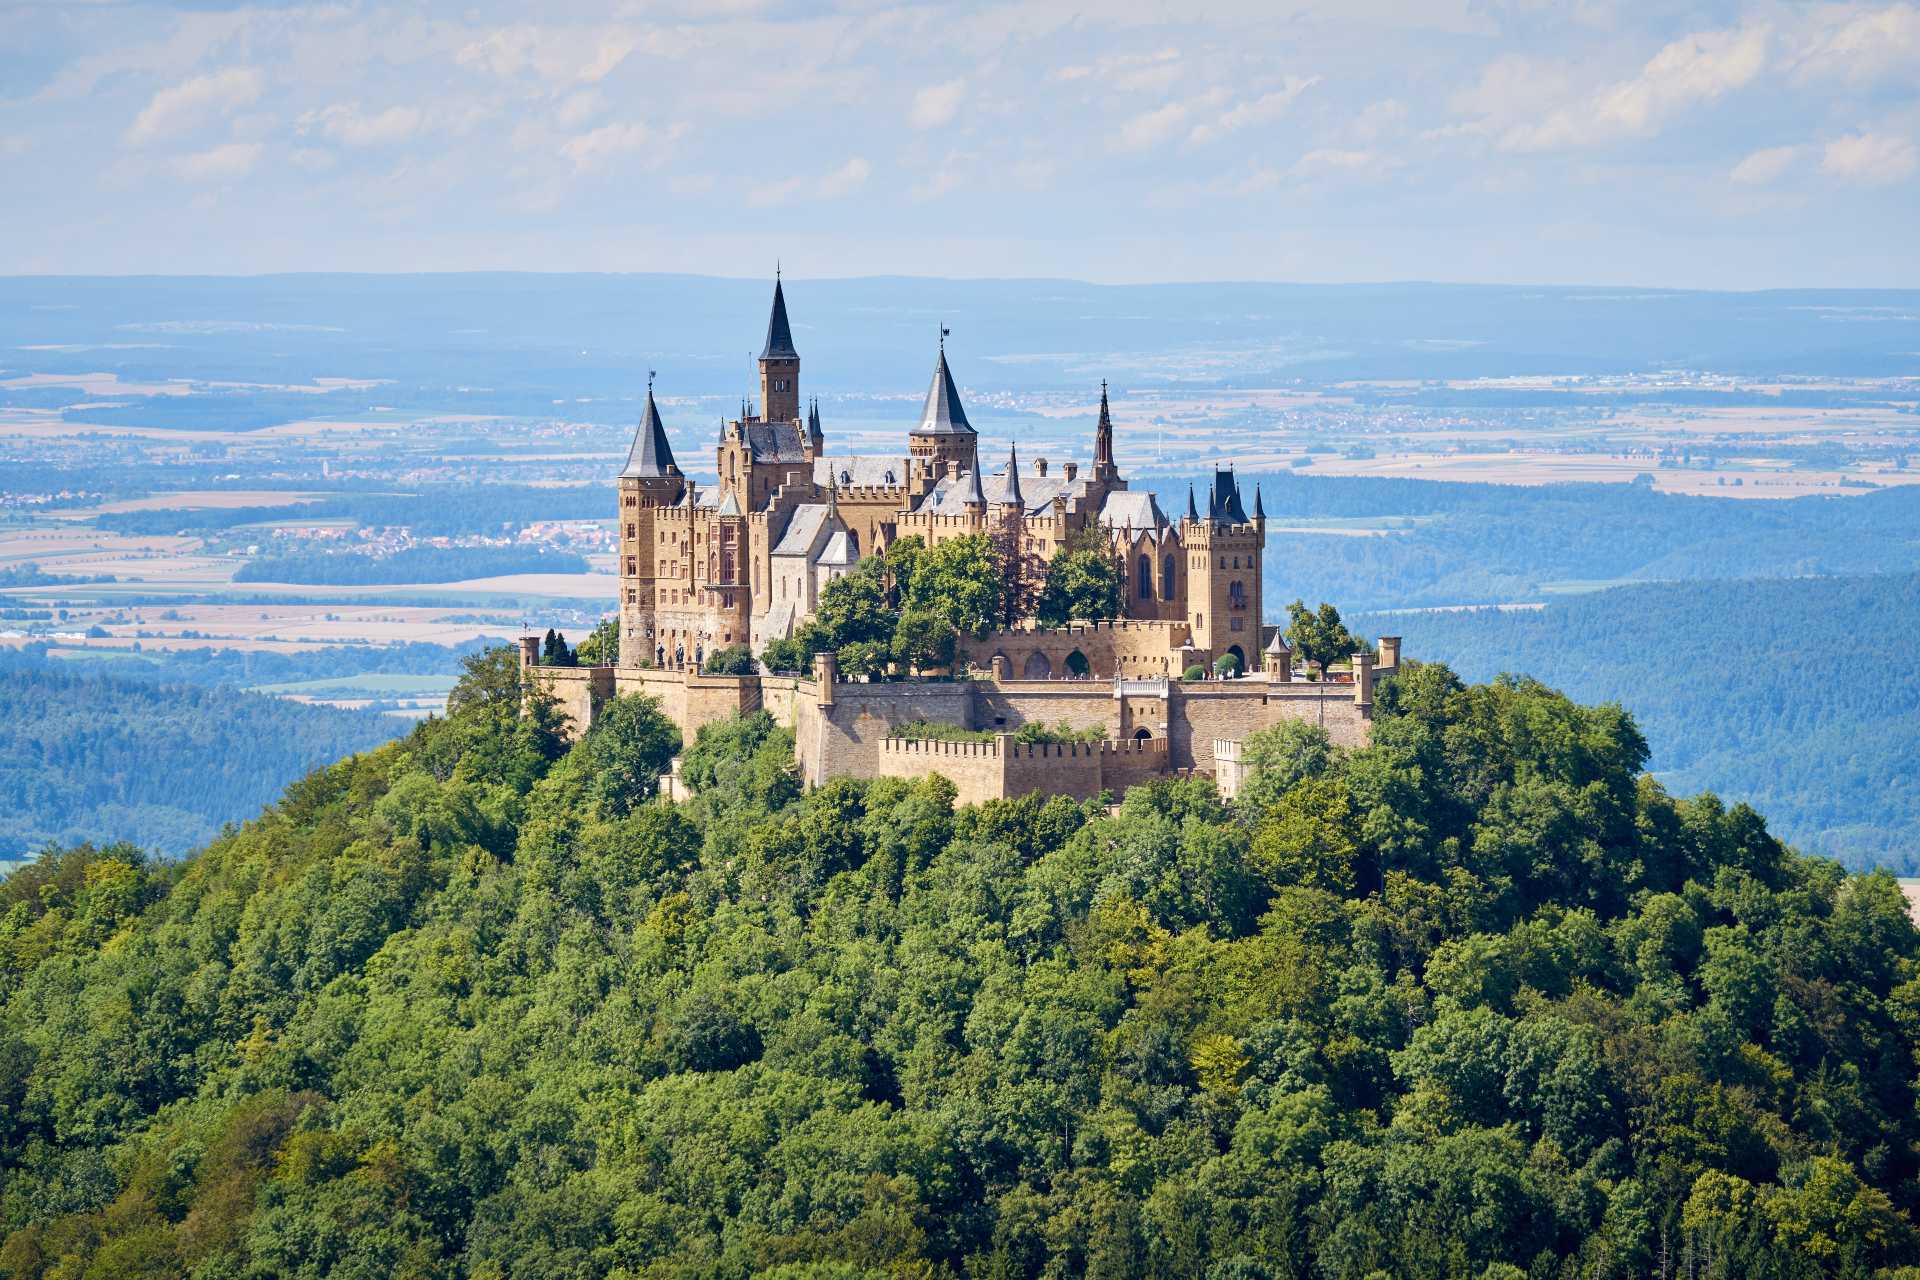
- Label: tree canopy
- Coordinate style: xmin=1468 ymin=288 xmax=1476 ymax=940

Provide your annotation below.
xmin=2 ymin=652 xmax=1917 ymax=1279
xmin=1285 ymin=599 xmax=1367 ymax=675
xmin=1036 ymin=529 xmax=1124 ymax=628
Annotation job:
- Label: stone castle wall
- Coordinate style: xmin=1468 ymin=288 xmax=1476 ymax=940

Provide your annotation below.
xmin=524 ymin=641 xmax=1392 ymax=802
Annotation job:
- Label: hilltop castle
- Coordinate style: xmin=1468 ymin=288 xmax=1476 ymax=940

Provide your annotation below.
xmin=527 ymin=277 xmax=1399 ymax=804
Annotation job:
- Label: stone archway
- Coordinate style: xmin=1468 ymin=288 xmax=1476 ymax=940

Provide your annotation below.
xmin=1224 ymin=644 xmax=1246 ymax=676
xmin=1022 ymin=651 xmax=1053 ymax=679
xmin=1133 ymin=727 xmax=1152 ymax=742
xmin=1065 ymin=649 xmax=1090 ymax=678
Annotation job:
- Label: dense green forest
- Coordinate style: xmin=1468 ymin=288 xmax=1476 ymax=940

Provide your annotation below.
xmin=0 ymin=653 xmax=405 ymax=857
xmin=233 ymin=547 xmax=589 ymax=586
xmin=4 ymin=649 xmax=1918 ymax=1278
xmin=1360 ymin=573 xmax=1920 ymax=872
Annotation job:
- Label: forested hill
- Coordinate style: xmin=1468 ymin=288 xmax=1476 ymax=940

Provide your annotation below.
xmin=0 ymin=651 xmax=406 ymax=857
xmin=1359 ymin=572 xmax=1920 ymax=871
xmin=3 ymin=649 xmax=1918 ymax=1278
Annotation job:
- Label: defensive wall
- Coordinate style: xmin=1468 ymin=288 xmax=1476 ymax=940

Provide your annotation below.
xmin=521 ymin=633 xmax=1399 ymax=803
xmin=876 ymin=736 xmax=1170 ymax=805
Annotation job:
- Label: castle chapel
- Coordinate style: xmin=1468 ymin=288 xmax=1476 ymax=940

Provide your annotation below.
xmin=616 ymin=276 xmax=1269 ymax=675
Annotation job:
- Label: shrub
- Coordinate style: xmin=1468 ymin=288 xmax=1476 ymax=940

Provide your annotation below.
xmin=702 ymin=644 xmax=754 ymax=676
xmin=1183 ymin=664 xmax=1207 ymax=682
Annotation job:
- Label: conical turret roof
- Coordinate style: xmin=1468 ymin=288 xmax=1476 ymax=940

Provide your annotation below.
xmin=621 ymin=383 xmax=678 ymax=478
xmin=761 ymin=276 xmax=798 ymax=360
xmin=915 ymin=345 xmax=974 ymax=436
xmin=1001 ymin=444 xmax=1024 ymax=508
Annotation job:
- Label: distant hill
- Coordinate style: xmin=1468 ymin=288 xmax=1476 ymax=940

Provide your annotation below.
xmin=0 ymin=652 xmax=406 ymax=856
xmin=1360 ymin=571 xmax=1920 ymax=869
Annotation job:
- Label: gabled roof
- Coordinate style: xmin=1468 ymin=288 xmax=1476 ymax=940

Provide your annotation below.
xmin=915 ymin=347 xmax=974 ymax=436
xmin=761 ymin=276 xmax=798 ymax=361
xmin=1098 ymin=491 xmax=1168 ymax=531
xmin=715 ymin=491 xmax=741 ymax=517
xmin=745 ymin=420 xmax=809 ymax=462
xmin=813 ymin=456 xmax=906 ymax=488
xmin=620 ymin=385 xmax=678 ymax=479
xmin=771 ymin=503 xmax=834 ymax=557
xmin=817 ymin=529 xmax=858 ymax=566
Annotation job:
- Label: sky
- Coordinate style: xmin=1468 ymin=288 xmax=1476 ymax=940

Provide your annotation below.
xmin=0 ymin=1 xmax=1917 ymax=288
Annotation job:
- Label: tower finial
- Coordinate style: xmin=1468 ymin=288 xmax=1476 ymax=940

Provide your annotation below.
xmin=940 ymin=323 xmax=949 ymax=351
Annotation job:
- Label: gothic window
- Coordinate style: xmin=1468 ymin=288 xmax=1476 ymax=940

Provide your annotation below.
xmin=625 ymin=524 xmax=635 ymax=540
xmin=1229 ymin=581 xmax=1247 ymax=610
xmin=1161 ymin=554 xmax=1175 ymax=599
xmin=1137 ymin=554 xmax=1151 ymax=598
xmin=625 ymin=557 xmax=636 ymax=575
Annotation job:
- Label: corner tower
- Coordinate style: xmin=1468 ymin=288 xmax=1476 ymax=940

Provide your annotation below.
xmin=616 ymin=379 xmax=686 ymax=666
xmin=1181 ymin=468 xmax=1263 ymax=672
xmin=759 ymin=273 xmax=800 ymax=423
xmin=908 ymin=331 xmax=978 ymax=481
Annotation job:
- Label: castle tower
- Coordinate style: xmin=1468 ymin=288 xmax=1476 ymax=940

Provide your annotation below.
xmin=908 ymin=331 xmax=978 ymax=481
xmin=759 ymin=273 xmax=800 ymax=424
xmin=1181 ymin=467 xmax=1263 ymax=671
xmin=616 ymin=379 xmax=686 ymax=666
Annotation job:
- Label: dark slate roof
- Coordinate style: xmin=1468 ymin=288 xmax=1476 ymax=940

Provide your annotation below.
xmin=620 ymin=386 xmax=678 ymax=478
xmin=915 ymin=348 xmax=974 ymax=436
xmin=1210 ymin=468 xmax=1248 ymax=523
xmin=999 ymin=445 xmax=1024 ymax=507
xmin=761 ymin=277 xmax=798 ymax=360
xmin=745 ymin=420 xmax=808 ymax=462
xmin=963 ymin=462 xmax=987 ymax=507
xmin=1185 ymin=484 xmax=1199 ymax=522
xmin=1253 ymin=483 xmax=1264 ymax=519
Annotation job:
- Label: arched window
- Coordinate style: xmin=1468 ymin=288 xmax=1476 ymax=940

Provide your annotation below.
xmin=1137 ymin=554 xmax=1152 ymax=598
xmin=1161 ymin=554 xmax=1176 ymax=599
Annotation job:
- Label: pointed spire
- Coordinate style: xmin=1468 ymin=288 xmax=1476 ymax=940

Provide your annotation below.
xmin=1002 ymin=444 xmax=1024 ymax=509
xmin=621 ymin=378 xmax=678 ymax=478
xmin=760 ymin=274 xmax=798 ymax=360
xmin=915 ymin=341 xmax=974 ymax=436
xmin=1094 ymin=379 xmax=1114 ymax=471
xmin=1186 ymin=483 xmax=1198 ymax=522
xmin=1253 ymin=483 xmax=1265 ymax=520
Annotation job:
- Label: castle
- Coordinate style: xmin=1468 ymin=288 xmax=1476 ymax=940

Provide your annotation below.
xmin=526 ymin=277 xmax=1399 ymax=803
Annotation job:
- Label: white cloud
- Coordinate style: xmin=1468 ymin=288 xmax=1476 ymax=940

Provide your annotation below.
xmin=298 ymin=104 xmax=426 ymax=148
xmin=1292 ymin=147 xmax=1398 ymax=180
xmin=561 ymin=121 xmax=676 ymax=172
xmin=1116 ymin=102 xmax=1189 ymax=151
xmin=125 ymin=68 xmax=263 ymax=146
xmin=1188 ymin=77 xmax=1320 ymax=145
xmin=1500 ymin=24 xmax=1769 ymax=151
xmin=1730 ymin=144 xmax=1803 ymax=185
xmin=749 ymin=156 xmax=872 ymax=207
xmin=173 ymin=141 xmax=263 ymax=181
xmin=457 ymin=25 xmax=639 ymax=86
xmin=556 ymin=91 xmax=603 ymax=129
xmin=1054 ymin=47 xmax=1180 ymax=91
xmin=1821 ymin=131 xmax=1919 ymax=186
xmin=910 ymin=80 xmax=967 ymax=130
xmin=1793 ymin=4 xmax=1920 ymax=87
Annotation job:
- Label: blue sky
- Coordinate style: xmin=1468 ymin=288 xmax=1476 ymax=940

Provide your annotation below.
xmin=1 ymin=1 xmax=1917 ymax=287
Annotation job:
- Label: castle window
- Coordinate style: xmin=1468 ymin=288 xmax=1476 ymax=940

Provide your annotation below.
xmin=626 ymin=524 xmax=635 ymax=539
xmin=625 ymin=557 xmax=636 ymax=575
xmin=1229 ymin=581 xmax=1247 ymax=610
xmin=1137 ymin=554 xmax=1151 ymax=598
xmin=627 ymin=588 xmax=637 ymax=603
xmin=1161 ymin=555 xmax=1175 ymax=598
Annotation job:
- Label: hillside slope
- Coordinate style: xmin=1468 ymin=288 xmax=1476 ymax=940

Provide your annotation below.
xmin=2 ymin=651 xmax=1917 ymax=1278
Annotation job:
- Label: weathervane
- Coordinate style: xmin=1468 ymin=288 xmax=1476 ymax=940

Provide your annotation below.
xmin=940 ymin=324 xmax=950 ymax=351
